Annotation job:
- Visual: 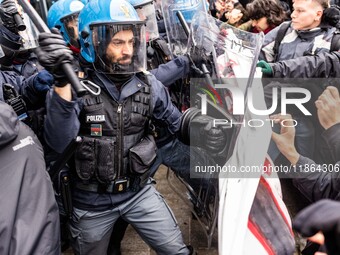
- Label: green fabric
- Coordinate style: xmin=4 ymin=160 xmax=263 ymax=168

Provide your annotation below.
xmin=257 ymin=60 xmax=273 ymax=76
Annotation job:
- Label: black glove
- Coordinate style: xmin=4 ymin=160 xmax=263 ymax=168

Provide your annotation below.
xmin=190 ymin=115 xmax=227 ymax=154
xmin=187 ymin=46 xmax=212 ymax=76
xmin=36 ymin=28 xmax=74 ymax=87
xmin=0 ymin=0 xmax=19 ymax=33
xmin=293 ymin=199 xmax=340 ymax=255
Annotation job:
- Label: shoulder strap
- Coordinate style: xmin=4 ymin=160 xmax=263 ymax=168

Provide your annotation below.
xmin=135 ymin=72 xmax=154 ymax=115
xmin=273 ymin=21 xmax=291 ymax=62
xmin=330 ymin=28 xmax=340 ymax=51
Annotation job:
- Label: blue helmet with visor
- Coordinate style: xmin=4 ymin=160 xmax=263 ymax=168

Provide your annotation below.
xmin=47 ymin=0 xmax=84 ymax=48
xmin=127 ymin=0 xmax=159 ymax=41
xmin=78 ymin=0 xmax=146 ymax=74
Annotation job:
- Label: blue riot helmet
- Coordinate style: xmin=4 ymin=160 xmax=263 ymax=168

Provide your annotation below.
xmin=78 ymin=0 xmax=146 ymax=74
xmin=127 ymin=0 xmax=159 ymax=41
xmin=47 ymin=0 xmax=84 ymax=48
xmin=162 ymin=0 xmax=208 ymax=55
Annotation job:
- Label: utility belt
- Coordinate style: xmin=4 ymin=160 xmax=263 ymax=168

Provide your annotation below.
xmin=75 ymin=173 xmax=149 ymax=194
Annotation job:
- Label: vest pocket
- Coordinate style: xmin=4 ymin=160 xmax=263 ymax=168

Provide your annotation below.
xmin=129 ymin=135 xmax=157 ymax=175
xmin=95 ymin=139 xmax=116 ymax=183
xmin=130 ymin=112 xmax=148 ymax=127
xmin=75 ymin=137 xmax=96 ymax=181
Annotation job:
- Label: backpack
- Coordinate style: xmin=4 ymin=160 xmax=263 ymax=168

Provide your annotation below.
xmin=272 ymin=21 xmax=340 ymax=62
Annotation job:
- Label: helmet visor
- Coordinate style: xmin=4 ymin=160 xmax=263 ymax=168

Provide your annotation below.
xmin=91 ymin=23 xmax=146 ymax=74
xmin=135 ymin=2 xmax=159 ymax=41
xmin=61 ymin=12 xmax=80 ymax=48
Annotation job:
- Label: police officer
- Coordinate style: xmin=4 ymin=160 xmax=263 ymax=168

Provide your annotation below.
xmin=0 ymin=0 xmax=55 ymax=145
xmin=0 ymin=0 xmax=22 ymax=71
xmin=47 ymin=0 xmax=85 ymax=55
xmin=0 ymin=0 xmax=39 ymax=76
xmin=0 ymin=0 xmax=53 ymax=110
xmin=37 ymin=0 xmax=191 ymax=254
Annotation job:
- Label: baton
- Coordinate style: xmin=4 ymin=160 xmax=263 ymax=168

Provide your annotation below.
xmin=202 ymin=63 xmax=213 ymax=86
xmin=17 ymin=0 xmax=87 ymax=96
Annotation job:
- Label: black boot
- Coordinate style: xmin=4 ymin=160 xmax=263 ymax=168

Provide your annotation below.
xmin=187 ymin=245 xmax=197 ymax=255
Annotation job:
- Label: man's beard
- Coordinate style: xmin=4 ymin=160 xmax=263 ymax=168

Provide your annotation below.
xmin=110 ymin=55 xmax=133 ymax=72
xmin=116 ymin=54 xmax=132 ymax=65
xmin=101 ymin=53 xmax=134 ymax=73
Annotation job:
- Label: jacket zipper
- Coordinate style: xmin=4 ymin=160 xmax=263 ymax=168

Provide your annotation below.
xmin=117 ymin=104 xmax=123 ymax=177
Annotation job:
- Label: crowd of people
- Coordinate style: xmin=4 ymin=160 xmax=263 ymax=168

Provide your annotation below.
xmin=1 ymin=0 xmax=340 ymax=254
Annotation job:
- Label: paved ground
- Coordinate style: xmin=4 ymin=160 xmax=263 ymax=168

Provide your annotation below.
xmin=63 ymin=165 xmax=218 ymax=255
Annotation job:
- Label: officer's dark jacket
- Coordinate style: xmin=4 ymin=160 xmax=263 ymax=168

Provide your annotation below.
xmin=13 ymin=51 xmax=43 ymax=78
xmin=0 ymin=69 xmax=49 ymax=109
xmin=0 ymin=70 xmax=31 ymax=101
xmin=44 ymin=70 xmax=182 ymax=210
xmin=150 ymin=55 xmax=189 ymax=87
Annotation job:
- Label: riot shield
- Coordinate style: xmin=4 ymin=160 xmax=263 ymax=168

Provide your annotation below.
xmin=185 ymin=12 xmax=294 ymax=255
xmin=184 ymin=11 xmax=271 ymax=250
xmin=187 ymin=11 xmax=264 ymax=160
xmin=161 ymin=0 xmax=207 ymax=56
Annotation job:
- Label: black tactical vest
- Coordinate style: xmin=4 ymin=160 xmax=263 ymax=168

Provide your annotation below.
xmin=74 ymin=75 xmax=154 ymax=184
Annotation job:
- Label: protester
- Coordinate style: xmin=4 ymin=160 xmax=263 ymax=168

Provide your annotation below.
xmin=0 ymin=101 xmax=60 ymax=255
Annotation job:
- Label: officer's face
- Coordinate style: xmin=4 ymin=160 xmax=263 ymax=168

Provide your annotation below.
xmin=66 ymin=18 xmax=78 ymax=39
xmin=136 ymin=8 xmax=147 ymax=21
xmin=106 ymin=30 xmax=134 ymax=65
xmin=65 ymin=17 xmax=79 ymax=47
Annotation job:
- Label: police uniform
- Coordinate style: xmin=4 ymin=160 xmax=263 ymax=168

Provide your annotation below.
xmin=44 ymin=69 xmax=190 ymax=255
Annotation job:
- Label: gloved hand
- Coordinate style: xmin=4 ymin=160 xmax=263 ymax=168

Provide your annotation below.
xmin=34 ymin=70 xmax=54 ymax=93
xmin=293 ymin=199 xmax=340 ymax=255
xmin=0 ymin=0 xmax=19 ymax=33
xmin=190 ymin=115 xmax=227 ymax=154
xmin=256 ymin=60 xmax=273 ymax=77
xmin=187 ymin=46 xmax=212 ymax=76
xmin=36 ymin=28 xmax=73 ymax=87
